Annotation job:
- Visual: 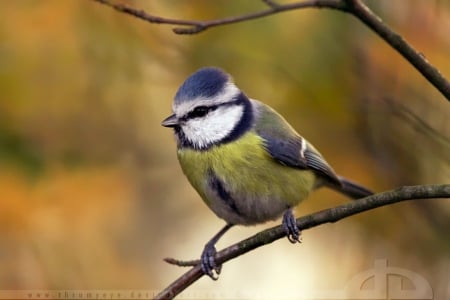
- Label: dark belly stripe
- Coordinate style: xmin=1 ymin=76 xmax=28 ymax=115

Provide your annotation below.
xmin=208 ymin=170 xmax=242 ymax=217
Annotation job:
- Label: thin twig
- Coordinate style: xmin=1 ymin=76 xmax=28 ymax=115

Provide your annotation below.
xmin=164 ymin=257 xmax=198 ymax=267
xmin=92 ymin=0 xmax=346 ymax=34
xmin=91 ymin=0 xmax=450 ymax=101
xmin=92 ymin=0 xmax=202 ymax=27
xmin=155 ymin=184 xmax=449 ymax=300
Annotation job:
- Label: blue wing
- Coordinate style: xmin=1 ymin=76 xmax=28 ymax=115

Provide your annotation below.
xmin=252 ymin=100 xmax=342 ymax=186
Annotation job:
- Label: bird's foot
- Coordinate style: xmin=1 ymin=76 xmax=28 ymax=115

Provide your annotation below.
xmin=201 ymin=243 xmax=221 ymax=280
xmin=282 ymin=208 xmax=302 ymax=243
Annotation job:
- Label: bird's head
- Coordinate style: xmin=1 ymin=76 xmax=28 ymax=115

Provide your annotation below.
xmin=162 ymin=67 xmax=253 ymax=150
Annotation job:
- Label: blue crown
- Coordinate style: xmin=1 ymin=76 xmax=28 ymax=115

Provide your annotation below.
xmin=174 ymin=67 xmax=230 ymax=103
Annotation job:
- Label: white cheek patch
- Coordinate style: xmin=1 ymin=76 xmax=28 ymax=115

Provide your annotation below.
xmin=182 ymin=105 xmax=244 ymax=149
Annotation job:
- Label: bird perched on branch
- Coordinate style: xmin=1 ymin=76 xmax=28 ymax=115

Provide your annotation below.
xmin=162 ymin=67 xmax=372 ymax=279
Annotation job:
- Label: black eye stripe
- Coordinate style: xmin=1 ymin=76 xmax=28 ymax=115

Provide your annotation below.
xmin=185 ymin=105 xmax=219 ymax=119
xmin=187 ymin=106 xmax=212 ymax=119
xmin=182 ymin=96 xmax=244 ymax=121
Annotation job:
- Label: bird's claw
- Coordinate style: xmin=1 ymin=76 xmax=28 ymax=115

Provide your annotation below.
xmin=282 ymin=208 xmax=302 ymax=243
xmin=201 ymin=243 xmax=221 ymax=280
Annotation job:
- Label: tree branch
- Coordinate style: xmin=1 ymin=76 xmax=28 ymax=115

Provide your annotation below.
xmin=92 ymin=0 xmax=346 ymax=34
xmin=343 ymin=0 xmax=450 ymax=101
xmin=92 ymin=0 xmax=450 ymax=101
xmin=155 ymin=184 xmax=449 ymax=300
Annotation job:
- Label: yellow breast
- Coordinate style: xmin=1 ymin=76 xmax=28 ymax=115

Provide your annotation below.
xmin=177 ymin=132 xmax=316 ymax=225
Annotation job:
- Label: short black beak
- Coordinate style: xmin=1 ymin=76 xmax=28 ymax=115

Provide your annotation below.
xmin=161 ymin=114 xmax=179 ymax=128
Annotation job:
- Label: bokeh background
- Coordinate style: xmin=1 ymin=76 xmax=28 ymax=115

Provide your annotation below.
xmin=0 ymin=0 xmax=449 ymax=298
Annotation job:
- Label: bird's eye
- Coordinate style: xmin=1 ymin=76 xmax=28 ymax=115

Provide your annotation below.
xmin=190 ymin=106 xmax=210 ymax=118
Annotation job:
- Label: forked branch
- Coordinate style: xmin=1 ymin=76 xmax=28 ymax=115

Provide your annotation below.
xmin=92 ymin=0 xmax=346 ymax=34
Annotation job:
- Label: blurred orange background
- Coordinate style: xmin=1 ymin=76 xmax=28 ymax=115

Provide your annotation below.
xmin=0 ymin=0 xmax=449 ymax=298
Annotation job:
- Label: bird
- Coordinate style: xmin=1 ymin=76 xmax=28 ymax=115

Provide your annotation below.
xmin=161 ymin=67 xmax=373 ymax=280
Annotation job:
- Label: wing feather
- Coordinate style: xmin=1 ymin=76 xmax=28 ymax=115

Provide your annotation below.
xmin=252 ymin=100 xmax=341 ymax=186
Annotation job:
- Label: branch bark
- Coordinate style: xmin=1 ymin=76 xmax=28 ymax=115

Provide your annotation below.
xmin=155 ymin=184 xmax=449 ymax=300
xmin=343 ymin=0 xmax=450 ymax=101
xmin=91 ymin=0 xmax=450 ymax=101
xmin=92 ymin=0 xmax=346 ymax=34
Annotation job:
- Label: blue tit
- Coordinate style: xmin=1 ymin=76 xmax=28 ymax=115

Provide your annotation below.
xmin=162 ymin=67 xmax=373 ymax=279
